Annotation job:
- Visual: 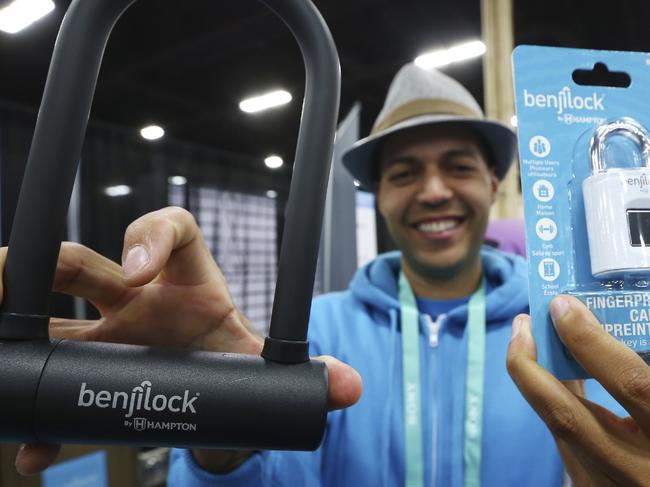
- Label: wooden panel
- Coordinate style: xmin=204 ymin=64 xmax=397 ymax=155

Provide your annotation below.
xmin=481 ymin=0 xmax=523 ymax=219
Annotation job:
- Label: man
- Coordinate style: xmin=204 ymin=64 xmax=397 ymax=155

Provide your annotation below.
xmin=14 ymin=63 xmax=559 ymax=485
xmin=11 ymin=63 xmax=647 ymax=485
xmin=165 ymin=63 xmax=565 ymax=485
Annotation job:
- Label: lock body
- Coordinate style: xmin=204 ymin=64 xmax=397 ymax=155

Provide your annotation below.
xmin=584 ymin=119 xmax=650 ymax=278
xmin=584 ymin=168 xmax=650 ymax=277
xmin=0 ymin=339 xmax=328 ymax=449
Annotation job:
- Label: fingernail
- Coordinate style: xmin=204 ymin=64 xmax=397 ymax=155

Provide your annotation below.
xmin=123 ymin=245 xmax=149 ymax=277
xmin=511 ymin=317 xmax=523 ymax=340
xmin=550 ymin=297 xmax=570 ymax=323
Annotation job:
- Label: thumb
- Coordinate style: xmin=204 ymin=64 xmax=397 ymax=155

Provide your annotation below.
xmin=316 ymin=356 xmax=363 ymax=411
xmin=14 ymin=443 xmax=61 ymax=476
xmin=121 ymin=207 xmax=222 ymax=288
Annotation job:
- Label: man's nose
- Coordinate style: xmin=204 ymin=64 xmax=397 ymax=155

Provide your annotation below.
xmin=416 ymin=171 xmax=453 ymax=204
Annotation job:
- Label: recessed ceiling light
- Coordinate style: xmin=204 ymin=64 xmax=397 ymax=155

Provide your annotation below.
xmin=140 ymin=125 xmax=165 ymax=140
xmin=266 ymin=190 xmax=278 ymax=199
xmin=0 ymin=0 xmax=54 ymax=34
xmin=168 ymin=175 xmax=187 ymax=186
xmin=104 ymin=185 xmax=131 ymax=197
xmin=239 ymin=90 xmax=292 ymax=114
xmin=264 ymin=155 xmax=283 ymax=169
xmin=414 ymin=40 xmax=486 ymax=70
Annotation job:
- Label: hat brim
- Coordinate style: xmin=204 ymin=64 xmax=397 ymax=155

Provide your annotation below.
xmin=342 ymin=114 xmax=518 ymax=191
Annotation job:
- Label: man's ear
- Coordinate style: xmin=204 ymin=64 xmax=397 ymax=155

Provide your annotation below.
xmin=374 ymin=185 xmax=385 ymax=217
xmin=489 ymin=171 xmax=500 ymax=204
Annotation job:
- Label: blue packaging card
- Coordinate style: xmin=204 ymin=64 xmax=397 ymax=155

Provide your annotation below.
xmin=513 ymin=45 xmax=650 ymax=379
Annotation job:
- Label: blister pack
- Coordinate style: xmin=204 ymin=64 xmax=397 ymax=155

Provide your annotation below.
xmin=513 ymin=45 xmax=650 ymax=378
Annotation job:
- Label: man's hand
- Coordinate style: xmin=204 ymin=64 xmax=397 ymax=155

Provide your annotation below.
xmin=507 ymin=295 xmax=650 ymax=486
xmin=8 ymin=207 xmax=362 ymax=475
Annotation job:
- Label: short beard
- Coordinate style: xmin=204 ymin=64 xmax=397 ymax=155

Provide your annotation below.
xmin=400 ymin=242 xmax=481 ymax=285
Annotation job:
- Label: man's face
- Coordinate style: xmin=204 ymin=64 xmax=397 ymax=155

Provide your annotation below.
xmin=376 ymin=124 xmax=499 ymax=281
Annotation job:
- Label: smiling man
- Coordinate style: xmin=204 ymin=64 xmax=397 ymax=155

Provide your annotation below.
xmin=166 ymin=63 xmax=568 ymax=486
xmin=8 ymin=64 xmax=619 ymax=485
xmin=375 ymin=125 xmax=498 ymax=299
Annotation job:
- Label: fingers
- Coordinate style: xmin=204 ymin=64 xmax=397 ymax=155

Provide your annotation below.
xmin=555 ymin=438 xmax=619 ymax=487
xmin=316 ymin=355 xmax=363 ymax=411
xmin=562 ymin=380 xmax=586 ymax=399
xmin=14 ymin=443 xmax=61 ymax=476
xmin=506 ymin=315 xmax=614 ymax=461
xmin=1 ymin=207 xmax=221 ymax=307
xmin=122 ymin=207 xmax=220 ymax=287
xmin=0 ymin=242 xmax=127 ymax=314
xmin=550 ymin=295 xmax=650 ymax=432
xmin=54 ymin=243 xmax=126 ymax=313
xmin=49 ymin=318 xmax=103 ymax=341
xmin=508 ymin=314 xmax=650 ymax=485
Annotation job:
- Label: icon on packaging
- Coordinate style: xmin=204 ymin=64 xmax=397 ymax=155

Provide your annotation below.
xmin=538 ymin=258 xmax=560 ymax=282
xmin=536 ymin=218 xmax=557 ymax=241
xmin=532 ymin=179 xmax=555 ymax=202
xmin=529 ymin=135 xmax=551 ymax=158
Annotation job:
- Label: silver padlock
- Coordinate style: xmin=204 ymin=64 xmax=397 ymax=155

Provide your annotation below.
xmin=583 ymin=118 xmax=650 ymax=277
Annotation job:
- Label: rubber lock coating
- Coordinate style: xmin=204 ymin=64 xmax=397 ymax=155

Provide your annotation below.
xmin=0 ymin=0 xmax=340 ymax=452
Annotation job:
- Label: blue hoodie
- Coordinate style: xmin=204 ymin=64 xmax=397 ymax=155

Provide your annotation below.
xmin=168 ymin=248 xmax=613 ymax=486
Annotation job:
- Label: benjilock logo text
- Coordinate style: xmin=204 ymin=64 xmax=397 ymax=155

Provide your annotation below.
xmin=523 ymin=86 xmax=605 ymax=114
xmin=77 ymin=381 xmax=200 ymax=418
xmin=627 ymin=173 xmax=650 ymax=191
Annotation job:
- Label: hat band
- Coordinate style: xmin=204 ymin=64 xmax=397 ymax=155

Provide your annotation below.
xmin=371 ymin=98 xmax=482 ymax=135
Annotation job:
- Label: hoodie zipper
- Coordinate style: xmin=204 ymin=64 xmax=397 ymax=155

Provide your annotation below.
xmin=426 ymin=313 xmax=444 ymax=487
xmin=427 ymin=313 xmax=444 ymax=348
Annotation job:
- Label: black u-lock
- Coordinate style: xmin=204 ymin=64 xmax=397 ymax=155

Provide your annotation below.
xmin=0 ymin=0 xmax=340 ymax=450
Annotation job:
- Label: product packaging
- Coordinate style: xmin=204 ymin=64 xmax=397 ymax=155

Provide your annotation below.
xmin=513 ymin=45 xmax=650 ymax=379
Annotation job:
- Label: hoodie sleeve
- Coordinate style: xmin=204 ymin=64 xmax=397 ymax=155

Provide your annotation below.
xmin=167 ymin=447 xmax=325 ymax=486
xmin=167 ymin=449 xmax=266 ymax=486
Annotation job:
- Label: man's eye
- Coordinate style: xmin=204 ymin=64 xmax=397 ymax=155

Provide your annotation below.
xmin=388 ymin=170 xmax=414 ymax=181
xmin=451 ymin=162 xmax=476 ymax=173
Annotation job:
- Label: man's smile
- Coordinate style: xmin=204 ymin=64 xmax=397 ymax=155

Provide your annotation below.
xmin=410 ymin=216 xmax=465 ymax=239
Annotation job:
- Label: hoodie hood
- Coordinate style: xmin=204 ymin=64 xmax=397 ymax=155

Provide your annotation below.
xmin=349 ymin=247 xmax=529 ymax=326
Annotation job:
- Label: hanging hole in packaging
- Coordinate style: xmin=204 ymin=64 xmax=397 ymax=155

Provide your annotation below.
xmin=572 ymin=62 xmax=631 ymax=88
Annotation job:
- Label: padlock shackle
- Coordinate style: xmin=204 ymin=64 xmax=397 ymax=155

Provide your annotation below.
xmin=589 ymin=118 xmax=650 ymax=174
xmin=0 ymin=0 xmax=340 ymax=363
xmin=0 ymin=0 xmax=338 ymax=452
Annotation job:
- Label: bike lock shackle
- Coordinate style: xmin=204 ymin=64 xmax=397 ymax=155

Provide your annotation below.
xmin=0 ymin=0 xmax=340 ymax=450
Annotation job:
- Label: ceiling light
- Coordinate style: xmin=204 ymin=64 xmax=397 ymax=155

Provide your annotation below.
xmin=353 ymin=180 xmax=361 ymax=188
xmin=140 ymin=125 xmax=165 ymax=140
xmin=0 ymin=0 xmax=54 ymax=34
xmin=264 ymin=155 xmax=283 ymax=169
xmin=414 ymin=40 xmax=486 ymax=70
xmin=168 ymin=175 xmax=187 ymax=186
xmin=239 ymin=90 xmax=292 ymax=114
xmin=266 ymin=190 xmax=278 ymax=199
xmin=510 ymin=115 xmax=518 ymax=127
xmin=104 ymin=185 xmax=131 ymax=197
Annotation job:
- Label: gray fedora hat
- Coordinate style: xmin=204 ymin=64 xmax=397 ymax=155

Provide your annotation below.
xmin=342 ymin=63 xmax=517 ymax=190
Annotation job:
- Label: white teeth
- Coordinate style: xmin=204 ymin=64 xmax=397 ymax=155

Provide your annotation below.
xmin=417 ymin=220 xmax=459 ymax=233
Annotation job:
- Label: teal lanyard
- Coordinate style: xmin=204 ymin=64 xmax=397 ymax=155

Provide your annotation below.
xmin=399 ymin=272 xmax=486 ymax=487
